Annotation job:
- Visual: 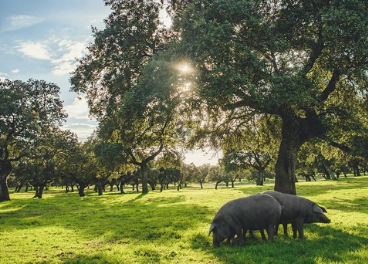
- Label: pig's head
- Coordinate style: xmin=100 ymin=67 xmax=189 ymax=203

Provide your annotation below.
xmin=305 ymin=204 xmax=331 ymax=224
xmin=209 ymin=220 xmax=232 ymax=246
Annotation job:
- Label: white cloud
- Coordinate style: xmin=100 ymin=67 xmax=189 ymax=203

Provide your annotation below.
xmin=2 ymin=15 xmax=44 ymax=32
xmin=62 ymin=97 xmax=97 ymax=141
xmin=62 ymin=122 xmax=97 ymax=142
xmin=0 ymin=72 xmax=9 ymax=82
xmin=64 ymin=97 xmax=92 ymax=120
xmin=184 ymin=149 xmax=221 ymax=166
xmin=11 ymin=69 xmax=19 ymax=73
xmin=51 ymin=39 xmax=87 ymax=76
xmin=15 ymin=37 xmax=88 ymax=75
xmin=17 ymin=40 xmax=52 ymax=60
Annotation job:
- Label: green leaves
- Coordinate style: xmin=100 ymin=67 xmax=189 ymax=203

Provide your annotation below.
xmin=0 ymin=79 xmax=66 ymax=162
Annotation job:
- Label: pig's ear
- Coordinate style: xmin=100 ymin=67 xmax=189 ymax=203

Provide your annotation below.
xmin=312 ymin=204 xmax=324 ymax=213
xmin=319 ymin=206 xmax=327 ymax=213
xmin=209 ymin=224 xmax=216 ymax=235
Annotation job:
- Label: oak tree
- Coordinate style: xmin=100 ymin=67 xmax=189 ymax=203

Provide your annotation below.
xmin=71 ymin=1 xmax=185 ymax=194
xmin=176 ymin=0 xmax=368 ymax=194
xmin=0 ymin=79 xmax=66 ymax=201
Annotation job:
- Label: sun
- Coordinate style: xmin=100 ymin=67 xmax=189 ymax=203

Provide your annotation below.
xmin=181 ymin=64 xmax=189 ymax=73
xmin=177 ymin=62 xmax=192 ymax=74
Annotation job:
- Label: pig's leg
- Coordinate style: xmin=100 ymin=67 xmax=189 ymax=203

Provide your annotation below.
xmin=266 ymin=224 xmax=275 ymax=241
xmin=283 ymin=223 xmax=288 ymax=236
xmin=292 ymin=223 xmax=297 ymax=239
xmin=294 ymin=217 xmax=305 ymax=239
xmin=227 ymin=217 xmax=243 ymax=245
xmin=260 ymin=229 xmax=266 ymax=240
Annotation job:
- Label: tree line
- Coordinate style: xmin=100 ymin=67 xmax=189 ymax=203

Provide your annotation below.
xmin=1 ymin=0 xmax=368 ymax=201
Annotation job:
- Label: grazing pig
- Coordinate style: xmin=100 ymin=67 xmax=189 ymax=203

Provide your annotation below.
xmin=261 ymin=191 xmax=331 ymax=239
xmin=209 ymin=193 xmax=282 ymax=246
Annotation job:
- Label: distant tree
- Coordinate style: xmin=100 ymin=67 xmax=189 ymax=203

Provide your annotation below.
xmin=61 ymin=142 xmax=95 ymax=197
xmin=221 ymin=116 xmax=277 ymax=185
xmin=180 ymin=163 xmax=192 ymax=186
xmin=176 ymin=0 xmax=368 ymax=194
xmin=12 ymin=128 xmax=77 ymax=198
xmin=227 ymin=171 xmax=241 ymax=188
xmin=223 ymin=149 xmax=272 ymax=186
xmin=0 ymin=79 xmax=66 ymax=201
xmin=194 ymin=163 xmax=210 ymax=189
xmin=179 ymin=163 xmax=208 ymax=188
xmin=153 ymin=149 xmax=184 ymax=191
xmin=118 ymin=171 xmax=134 ymax=194
xmin=207 ymin=165 xmax=226 ymax=190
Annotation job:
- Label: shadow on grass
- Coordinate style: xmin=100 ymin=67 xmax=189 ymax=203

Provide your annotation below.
xmin=0 ymin=190 xmax=215 ymax=261
xmin=188 ymin=224 xmax=368 ymax=264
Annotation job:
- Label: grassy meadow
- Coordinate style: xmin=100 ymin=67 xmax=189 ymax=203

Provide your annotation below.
xmin=1 ymin=177 xmax=368 ymax=264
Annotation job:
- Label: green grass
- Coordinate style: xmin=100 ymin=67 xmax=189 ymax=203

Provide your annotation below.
xmin=1 ymin=177 xmax=368 ymax=263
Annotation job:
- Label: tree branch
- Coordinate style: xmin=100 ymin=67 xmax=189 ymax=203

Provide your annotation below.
xmin=320 ymin=69 xmax=341 ymax=102
xmin=329 ymin=140 xmax=351 ymax=153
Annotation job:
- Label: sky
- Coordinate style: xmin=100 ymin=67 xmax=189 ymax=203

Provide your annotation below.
xmin=0 ymin=0 xmax=219 ymax=165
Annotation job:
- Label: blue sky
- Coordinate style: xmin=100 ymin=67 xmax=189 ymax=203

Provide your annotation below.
xmin=0 ymin=0 xmax=219 ymax=165
xmin=0 ymin=0 xmax=111 ymax=141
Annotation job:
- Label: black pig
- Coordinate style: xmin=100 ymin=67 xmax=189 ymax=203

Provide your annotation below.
xmin=209 ymin=193 xmax=282 ymax=246
xmin=262 ymin=191 xmax=331 ymax=239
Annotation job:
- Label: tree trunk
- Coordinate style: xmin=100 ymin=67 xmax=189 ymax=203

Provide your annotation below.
xmin=322 ymin=162 xmax=336 ymax=180
xmin=149 ymin=182 xmax=156 ymax=191
xmin=274 ymin=117 xmax=304 ymax=195
xmin=0 ymin=161 xmax=12 ymax=201
xmin=34 ymin=184 xmax=45 ymax=199
xmin=256 ymin=170 xmax=264 ymax=186
xmin=38 ymin=185 xmax=45 ymax=198
xmin=120 ymin=182 xmax=125 ymax=194
xmin=34 ymin=186 xmax=39 ymax=198
xmin=354 ymin=165 xmax=361 ymax=176
xmin=96 ymin=183 xmax=103 ymax=195
xmin=141 ymin=163 xmax=149 ymax=194
xmin=78 ymin=183 xmax=87 ymax=197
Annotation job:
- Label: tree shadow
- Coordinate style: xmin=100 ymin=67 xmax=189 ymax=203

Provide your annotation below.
xmin=0 ymin=191 xmax=214 ymax=263
xmin=190 ymin=224 xmax=368 ymax=263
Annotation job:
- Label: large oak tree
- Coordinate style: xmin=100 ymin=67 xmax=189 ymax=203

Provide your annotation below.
xmin=176 ymin=0 xmax=368 ymax=194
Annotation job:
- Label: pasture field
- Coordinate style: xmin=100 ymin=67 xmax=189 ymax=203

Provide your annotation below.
xmin=1 ymin=177 xmax=368 ymax=263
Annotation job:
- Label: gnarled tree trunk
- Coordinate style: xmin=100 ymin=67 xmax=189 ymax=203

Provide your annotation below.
xmin=275 ymin=116 xmax=305 ymax=195
xmin=274 ymin=138 xmax=300 ymax=195
xmin=0 ymin=161 xmax=12 ymax=201
xmin=274 ymin=112 xmax=323 ymax=194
